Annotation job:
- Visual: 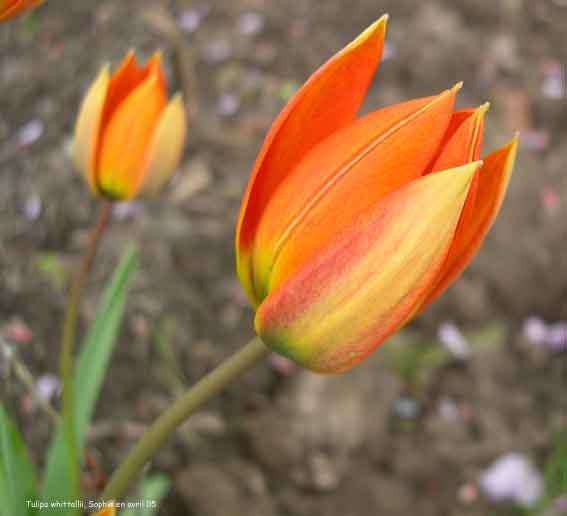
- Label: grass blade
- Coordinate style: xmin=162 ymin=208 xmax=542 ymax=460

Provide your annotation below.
xmin=0 ymin=404 xmax=39 ymax=516
xmin=41 ymin=245 xmax=138 ymax=513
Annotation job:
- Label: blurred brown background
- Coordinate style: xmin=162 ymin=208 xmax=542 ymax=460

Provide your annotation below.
xmin=1 ymin=0 xmax=566 ymax=515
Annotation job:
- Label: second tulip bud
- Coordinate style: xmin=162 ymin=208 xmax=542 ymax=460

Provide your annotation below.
xmin=73 ymin=52 xmax=187 ymax=200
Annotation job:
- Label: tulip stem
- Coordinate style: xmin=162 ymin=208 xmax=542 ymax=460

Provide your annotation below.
xmin=101 ymin=336 xmax=269 ymax=501
xmin=59 ymin=199 xmax=113 ymax=499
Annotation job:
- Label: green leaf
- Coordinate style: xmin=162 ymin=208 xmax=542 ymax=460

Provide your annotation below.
xmin=41 ymin=245 xmax=139 ymax=513
xmin=0 ymin=404 xmax=39 ymax=516
xmin=120 ymin=474 xmax=170 ymax=516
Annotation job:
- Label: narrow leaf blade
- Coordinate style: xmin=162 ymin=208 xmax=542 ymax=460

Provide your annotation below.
xmin=0 ymin=404 xmax=39 ymax=516
xmin=41 ymin=245 xmax=138 ymax=512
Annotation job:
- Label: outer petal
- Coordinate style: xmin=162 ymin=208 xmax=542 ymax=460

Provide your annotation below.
xmin=0 ymin=0 xmax=44 ymax=21
xmin=416 ymin=135 xmax=518 ymax=312
xmin=73 ymin=66 xmax=110 ymax=194
xmin=94 ymin=508 xmax=116 ymax=516
xmin=236 ymin=15 xmax=388 ymax=301
xmin=97 ymin=73 xmax=166 ymax=199
xmin=251 ymin=86 xmax=459 ymax=303
xmin=137 ymin=94 xmax=187 ymax=196
xmin=256 ymin=162 xmax=481 ymax=374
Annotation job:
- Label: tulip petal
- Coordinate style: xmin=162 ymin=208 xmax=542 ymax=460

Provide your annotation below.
xmin=100 ymin=52 xmax=164 ymax=137
xmin=97 ymin=73 xmax=166 ymax=199
xmin=430 ymin=103 xmax=488 ymax=172
xmin=256 ymin=161 xmax=481 ymax=373
xmin=416 ymin=135 xmax=518 ymax=311
xmin=73 ymin=66 xmax=110 ymax=194
xmin=252 ymin=86 xmax=459 ymax=303
xmin=236 ymin=15 xmax=388 ymax=300
xmin=0 ymin=0 xmax=43 ymax=20
xmin=425 ymin=104 xmax=489 ymax=269
xmin=138 ymin=94 xmax=187 ymax=196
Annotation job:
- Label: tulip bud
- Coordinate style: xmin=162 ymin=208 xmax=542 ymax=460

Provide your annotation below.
xmin=0 ymin=0 xmax=43 ymax=20
xmin=235 ymin=15 xmax=517 ymax=373
xmin=73 ymin=52 xmax=187 ymax=200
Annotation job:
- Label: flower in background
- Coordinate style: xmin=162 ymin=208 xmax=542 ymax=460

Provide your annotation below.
xmin=479 ymin=453 xmax=543 ymax=507
xmin=235 ymin=15 xmax=517 ymax=373
xmin=523 ymin=316 xmax=567 ymax=352
xmin=0 ymin=0 xmax=43 ymax=21
xmin=438 ymin=321 xmax=470 ymax=359
xmin=73 ymin=52 xmax=187 ymax=200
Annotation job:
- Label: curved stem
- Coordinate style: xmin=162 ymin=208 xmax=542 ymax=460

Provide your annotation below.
xmin=59 ymin=200 xmax=113 ymax=498
xmin=101 ymin=336 xmax=269 ymax=501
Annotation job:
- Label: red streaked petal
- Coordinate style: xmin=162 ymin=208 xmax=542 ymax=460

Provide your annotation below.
xmin=253 ymin=86 xmax=459 ymax=302
xmin=236 ymin=16 xmax=388 ymax=302
xmin=416 ymin=135 xmax=518 ymax=312
xmin=256 ymin=162 xmax=480 ymax=373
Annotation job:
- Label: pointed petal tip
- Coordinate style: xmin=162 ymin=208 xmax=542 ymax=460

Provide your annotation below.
xmin=169 ymin=92 xmax=184 ymax=106
xmin=99 ymin=64 xmax=110 ymax=80
xmin=437 ymin=82 xmax=463 ymax=102
xmin=348 ymin=14 xmax=388 ymax=50
xmin=375 ymin=13 xmax=389 ymax=29
xmin=121 ymin=49 xmax=137 ymax=67
xmin=495 ymin=133 xmax=519 ymax=157
xmin=367 ymin=13 xmax=389 ymax=32
xmin=477 ymin=101 xmax=490 ymax=115
xmin=452 ymin=81 xmax=464 ymax=93
xmin=148 ymin=50 xmax=163 ymax=65
xmin=439 ymin=160 xmax=483 ymax=191
xmin=505 ymin=133 xmax=519 ymax=164
xmin=461 ymin=159 xmax=483 ymax=179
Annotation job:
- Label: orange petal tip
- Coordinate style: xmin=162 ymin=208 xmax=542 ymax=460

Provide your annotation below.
xmin=348 ymin=14 xmax=388 ymax=51
xmin=477 ymin=101 xmax=490 ymax=115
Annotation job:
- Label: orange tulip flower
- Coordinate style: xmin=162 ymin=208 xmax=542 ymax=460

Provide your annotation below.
xmin=0 ymin=0 xmax=43 ymax=20
xmin=73 ymin=51 xmax=187 ymax=200
xmin=93 ymin=507 xmax=116 ymax=516
xmin=236 ymin=15 xmax=517 ymax=373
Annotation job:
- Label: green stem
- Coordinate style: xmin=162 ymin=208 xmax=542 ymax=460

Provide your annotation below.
xmin=101 ymin=336 xmax=269 ymax=501
xmin=59 ymin=200 xmax=113 ymax=498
